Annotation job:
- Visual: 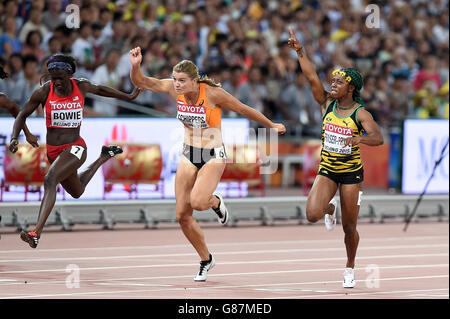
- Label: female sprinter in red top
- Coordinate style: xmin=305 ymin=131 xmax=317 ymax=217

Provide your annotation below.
xmin=1 ymin=65 xmax=38 ymax=147
xmin=9 ymin=54 xmax=141 ymax=248
xmin=130 ymin=46 xmax=285 ymax=281
xmin=288 ymin=28 xmax=383 ymax=288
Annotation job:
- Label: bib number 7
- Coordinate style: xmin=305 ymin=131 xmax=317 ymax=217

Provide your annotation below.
xmin=70 ymin=145 xmax=85 ymax=160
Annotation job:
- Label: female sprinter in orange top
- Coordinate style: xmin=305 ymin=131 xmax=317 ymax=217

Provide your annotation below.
xmin=130 ymin=46 xmax=285 ymax=281
xmin=288 ymin=28 xmax=383 ymax=288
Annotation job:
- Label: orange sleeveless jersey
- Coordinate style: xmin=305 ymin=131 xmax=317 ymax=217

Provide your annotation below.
xmin=176 ymin=83 xmax=221 ymax=129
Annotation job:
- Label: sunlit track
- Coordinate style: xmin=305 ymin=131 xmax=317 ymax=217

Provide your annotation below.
xmin=0 ymin=223 xmax=448 ymax=299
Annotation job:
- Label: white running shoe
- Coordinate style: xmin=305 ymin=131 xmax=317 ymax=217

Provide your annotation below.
xmin=194 ymin=254 xmax=216 ymax=282
xmin=343 ymin=268 xmax=356 ymax=288
xmin=324 ymin=198 xmax=337 ymax=231
xmin=212 ymin=191 xmax=229 ymax=225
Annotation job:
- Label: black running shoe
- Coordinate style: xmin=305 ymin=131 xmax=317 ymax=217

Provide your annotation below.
xmin=101 ymin=145 xmax=123 ymax=157
xmin=20 ymin=230 xmax=39 ymax=249
xmin=212 ymin=192 xmax=229 ymax=225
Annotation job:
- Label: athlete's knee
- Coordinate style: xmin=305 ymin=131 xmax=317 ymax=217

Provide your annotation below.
xmin=43 ymin=171 xmax=59 ymax=189
xmin=68 ymin=190 xmax=83 ymax=199
xmin=189 ymin=194 xmax=210 ymax=211
xmin=342 ymin=222 xmax=357 ymax=236
xmin=176 ymin=212 xmax=193 ymax=227
xmin=306 ymin=211 xmax=322 ymax=223
xmin=305 ymin=204 xmax=324 ymax=223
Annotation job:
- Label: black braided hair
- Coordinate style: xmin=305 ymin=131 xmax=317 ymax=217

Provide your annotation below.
xmin=341 ymin=67 xmax=364 ymax=106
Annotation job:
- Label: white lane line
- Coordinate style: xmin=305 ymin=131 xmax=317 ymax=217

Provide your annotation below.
xmin=0 ymin=253 xmax=448 ymax=274
xmin=0 ymin=253 xmax=447 ymax=274
xmin=57 ymin=274 xmax=450 ymax=291
xmin=269 ymin=288 xmax=450 ymax=299
xmin=0 ymin=263 xmax=447 ymax=286
xmin=0 ymin=243 xmax=447 ymax=263
xmin=3 ymin=264 xmax=449 ymax=288
xmin=1 ymin=276 xmax=448 ymax=299
xmin=95 ymin=283 xmax=173 ymax=287
xmin=0 ymin=235 xmax=447 ymax=254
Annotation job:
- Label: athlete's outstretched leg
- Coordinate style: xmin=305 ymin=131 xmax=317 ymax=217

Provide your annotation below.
xmin=61 ymin=146 xmax=123 ymax=198
xmin=20 ymin=150 xmax=86 ymax=248
xmin=21 ymin=146 xmax=122 ymax=248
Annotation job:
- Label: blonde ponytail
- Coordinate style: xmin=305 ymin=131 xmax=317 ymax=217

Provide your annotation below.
xmin=199 ymin=75 xmax=221 ymax=87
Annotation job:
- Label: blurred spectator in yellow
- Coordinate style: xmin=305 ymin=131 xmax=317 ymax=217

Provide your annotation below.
xmin=437 ymin=80 xmax=449 ymax=119
xmin=413 ymin=80 xmax=441 ymax=118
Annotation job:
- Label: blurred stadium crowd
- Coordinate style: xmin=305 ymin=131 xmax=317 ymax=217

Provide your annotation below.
xmin=0 ymin=0 xmax=448 ymax=137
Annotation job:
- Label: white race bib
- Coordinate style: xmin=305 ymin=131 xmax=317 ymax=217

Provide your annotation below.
xmin=51 ymin=109 xmax=83 ymax=128
xmin=323 ymin=122 xmax=353 ymax=155
xmin=214 ymin=145 xmax=227 ymax=159
xmin=177 ymin=102 xmax=209 ymax=129
xmin=70 ymin=145 xmax=85 ymax=160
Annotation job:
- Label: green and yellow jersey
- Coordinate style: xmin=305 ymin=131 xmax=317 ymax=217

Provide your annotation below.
xmin=319 ymin=99 xmax=365 ymax=174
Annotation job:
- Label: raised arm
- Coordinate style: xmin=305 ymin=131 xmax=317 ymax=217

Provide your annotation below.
xmin=210 ymin=86 xmax=286 ymax=135
xmin=342 ymin=109 xmax=384 ymax=147
xmin=76 ymin=78 xmax=141 ymax=101
xmin=288 ymin=28 xmax=331 ymax=112
xmin=129 ymin=47 xmax=175 ymax=97
xmin=9 ymin=86 xmax=46 ymax=152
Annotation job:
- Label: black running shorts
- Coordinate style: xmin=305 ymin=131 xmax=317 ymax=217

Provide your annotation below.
xmin=317 ymin=167 xmax=364 ymax=185
xmin=182 ymin=143 xmax=227 ymax=170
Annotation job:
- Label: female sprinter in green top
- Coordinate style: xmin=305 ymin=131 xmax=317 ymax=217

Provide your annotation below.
xmin=288 ymin=28 xmax=383 ymax=288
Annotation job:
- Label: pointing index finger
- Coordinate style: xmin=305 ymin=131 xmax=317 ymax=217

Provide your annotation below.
xmin=289 ymin=27 xmax=296 ymax=39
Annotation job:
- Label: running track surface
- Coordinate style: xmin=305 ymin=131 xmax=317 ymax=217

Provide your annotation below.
xmin=0 ymin=221 xmax=448 ymax=299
